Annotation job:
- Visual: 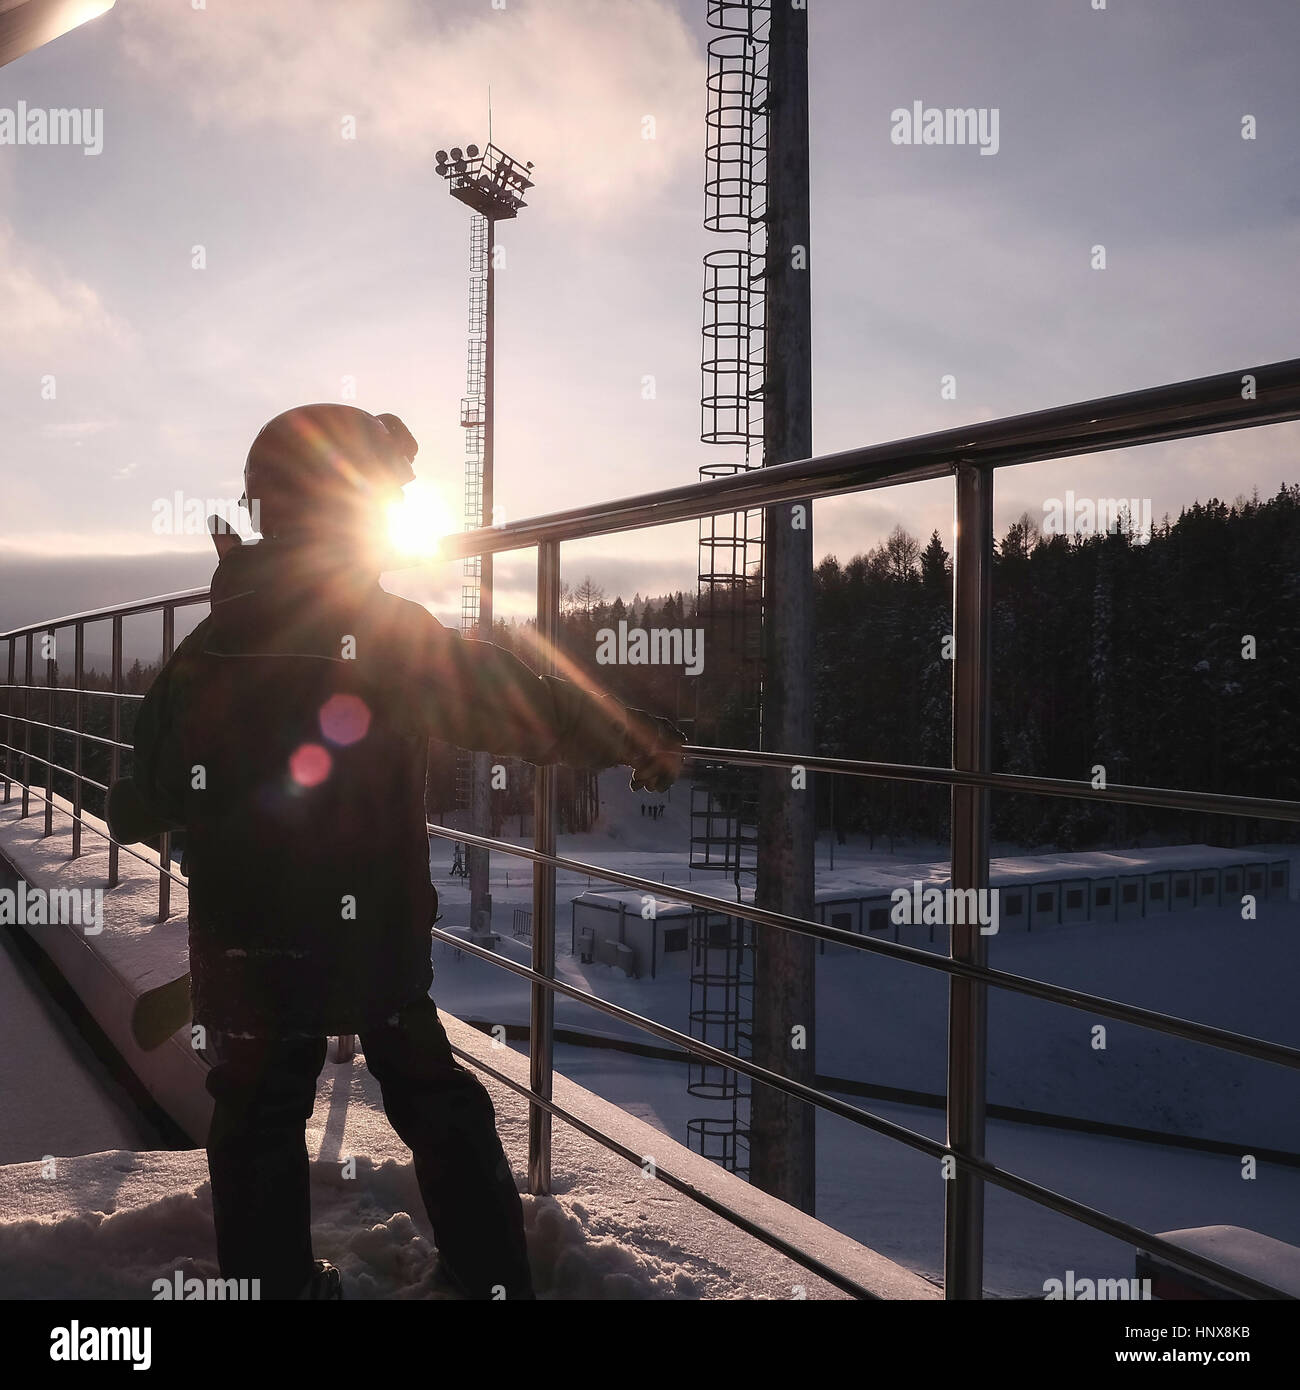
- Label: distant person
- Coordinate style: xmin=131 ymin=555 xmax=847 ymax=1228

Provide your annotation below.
xmin=108 ymin=404 xmax=684 ymax=1300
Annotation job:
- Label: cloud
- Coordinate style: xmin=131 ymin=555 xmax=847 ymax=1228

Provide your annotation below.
xmin=39 ymin=419 xmax=117 ymax=439
xmin=0 ymin=220 xmax=127 ymax=358
xmin=116 ymin=0 xmax=703 ymax=220
xmin=0 ymin=549 xmax=215 ymax=636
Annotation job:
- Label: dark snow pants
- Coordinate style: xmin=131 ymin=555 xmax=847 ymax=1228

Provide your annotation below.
xmin=204 ymin=994 xmax=534 ymax=1299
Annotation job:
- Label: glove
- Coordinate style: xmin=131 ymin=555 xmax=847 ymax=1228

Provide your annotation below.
xmin=623 ymin=712 xmax=687 ymax=794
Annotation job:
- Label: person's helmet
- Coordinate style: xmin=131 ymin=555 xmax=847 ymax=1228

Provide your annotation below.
xmin=243 ymin=403 xmax=417 ymax=537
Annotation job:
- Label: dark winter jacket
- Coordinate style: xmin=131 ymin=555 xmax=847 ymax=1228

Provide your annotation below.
xmin=125 ymin=537 xmax=668 ymax=1038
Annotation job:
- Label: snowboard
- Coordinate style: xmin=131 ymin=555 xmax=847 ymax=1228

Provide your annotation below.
xmin=132 ymin=971 xmax=193 ymax=1050
xmin=132 ymin=976 xmax=354 ymax=1060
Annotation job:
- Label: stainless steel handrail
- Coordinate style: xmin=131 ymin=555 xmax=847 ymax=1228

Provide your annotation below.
xmin=1 ymin=685 xmax=145 ymax=701
xmin=0 ymin=587 xmax=209 ymax=643
xmin=6 ymin=715 xmax=132 ymax=753
xmin=690 ymin=746 xmax=1300 ymax=822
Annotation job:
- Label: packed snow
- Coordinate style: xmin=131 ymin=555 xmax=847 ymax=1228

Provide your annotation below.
xmin=0 ymin=1020 xmax=902 ymax=1300
xmin=0 ymin=928 xmax=165 ymax=1164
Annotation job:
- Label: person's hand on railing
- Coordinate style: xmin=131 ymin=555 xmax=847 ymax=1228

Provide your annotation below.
xmin=624 ymin=712 xmax=687 ymax=793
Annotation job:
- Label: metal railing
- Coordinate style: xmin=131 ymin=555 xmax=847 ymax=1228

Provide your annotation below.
xmin=4 ymin=356 xmax=1300 ymax=1300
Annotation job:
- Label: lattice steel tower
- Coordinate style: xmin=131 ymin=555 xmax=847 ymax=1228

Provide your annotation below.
xmin=686 ymin=0 xmax=771 ymax=1178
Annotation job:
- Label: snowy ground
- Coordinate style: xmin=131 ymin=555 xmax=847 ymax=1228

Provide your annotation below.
xmin=0 ymin=928 xmax=165 ymax=1164
xmin=0 ymin=1011 xmax=927 ymax=1300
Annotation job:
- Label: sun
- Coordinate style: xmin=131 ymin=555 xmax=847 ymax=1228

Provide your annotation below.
xmin=386 ymin=481 xmax=454 ymax=561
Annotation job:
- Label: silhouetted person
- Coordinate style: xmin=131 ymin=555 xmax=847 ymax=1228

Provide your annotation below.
xmin=108 ymin=405 xmax=683 ymax=1300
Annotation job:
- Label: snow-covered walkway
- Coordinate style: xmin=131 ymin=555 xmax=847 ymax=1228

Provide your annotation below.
xmin=0 ymin=928 xmax=164 ymax=1165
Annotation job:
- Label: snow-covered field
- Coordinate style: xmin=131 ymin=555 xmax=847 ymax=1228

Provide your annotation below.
xmin=425 ymin=770 xmax=1300 ymax=1296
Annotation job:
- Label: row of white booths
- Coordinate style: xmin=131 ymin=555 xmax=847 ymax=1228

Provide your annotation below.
xmin=570 ymin=845 xmax=1296 ymax=976
xmin=811 ymin=844 xmax=1294 ymax=949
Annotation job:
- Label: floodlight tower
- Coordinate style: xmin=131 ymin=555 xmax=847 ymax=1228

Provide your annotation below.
xmin=435 ymin=141 xmax=535 ymax=944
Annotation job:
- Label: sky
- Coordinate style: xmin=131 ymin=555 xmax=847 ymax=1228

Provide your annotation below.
xmin=1 ymin=0 xmax=1298 ymax=637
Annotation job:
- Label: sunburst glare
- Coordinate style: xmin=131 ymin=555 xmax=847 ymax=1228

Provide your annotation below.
xmin=386 ymin=480 xmax=453 ymax=561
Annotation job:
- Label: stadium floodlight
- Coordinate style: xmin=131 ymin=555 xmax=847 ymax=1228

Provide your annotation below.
xmin=0 ymin=0 xmax=115 ymax=70
xmin=434 ymin=140 xmax=535 ymax=221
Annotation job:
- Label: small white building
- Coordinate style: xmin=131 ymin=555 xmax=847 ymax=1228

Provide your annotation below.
xmin=570 ymin=891 xmax=696 ymax=978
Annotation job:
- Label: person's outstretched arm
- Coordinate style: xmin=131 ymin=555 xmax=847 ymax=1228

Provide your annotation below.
xmin=402 ymin=608 xmax=685 ymax=792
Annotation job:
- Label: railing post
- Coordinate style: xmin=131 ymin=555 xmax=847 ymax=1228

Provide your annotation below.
xmin=944 ymin=460 xmax=993 ymax=1300
xmin=72 ymin=623 xmax=84 ymax=858
xmin=529 ymin=539 xmax=560 ymax=1195
xmin=157 ymin=606 xmax=174 ymax=922
xmin=22 ymin=634 xmax=33 ymax=819
xmin=3 ymin=638 xmax=13 ymax=803
xmin=44 ymin=627 xmax=55 ymax=837
xmin=108 ymin=616 xmax=122 ymax=888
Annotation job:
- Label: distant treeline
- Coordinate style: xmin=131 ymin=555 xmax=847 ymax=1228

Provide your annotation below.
xmin=811 ymin=485 xmax=1300 ymax=849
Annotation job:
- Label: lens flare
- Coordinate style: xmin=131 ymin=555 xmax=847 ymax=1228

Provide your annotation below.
xmin=319 ymin=693 xmax=371 ymax=747
xmin=289 ymin=743 xmax=332 ymax=788
xmin=387 ymin=481 xmax=452 ymax=561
